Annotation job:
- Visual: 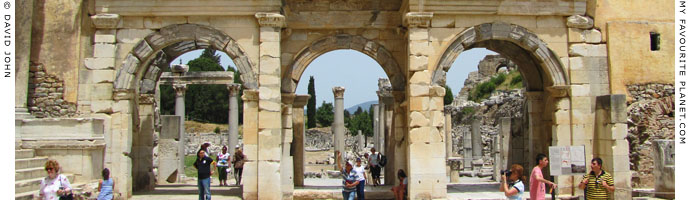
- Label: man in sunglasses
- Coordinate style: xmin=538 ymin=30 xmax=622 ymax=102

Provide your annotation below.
xmin=578 ymin=157 xmax=615 ymax=199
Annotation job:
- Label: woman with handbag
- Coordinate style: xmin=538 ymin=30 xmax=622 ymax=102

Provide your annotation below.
xmin=232 ymin=146 xmax=246 ymax=186
xmin=39 ymin=159 xmax=73 ymax=200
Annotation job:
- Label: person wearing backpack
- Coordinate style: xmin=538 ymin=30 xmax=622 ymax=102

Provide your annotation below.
xmin=368 ymin=148 xmax=382 ymax=186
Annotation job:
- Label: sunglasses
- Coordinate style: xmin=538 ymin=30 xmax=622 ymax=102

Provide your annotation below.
xmin=45 ymin=167 xmax=55 ymax=171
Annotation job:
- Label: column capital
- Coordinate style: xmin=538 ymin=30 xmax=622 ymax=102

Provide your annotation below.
xmin=255 ymin=13 xmax=286 ymax=28
xmin=227 ymin=83 xmax=242 ymax=96
xmin=173 ymin=84 xmax=187 ymax=97
xmin=333 ymin=87 xmax=345 ymax=98
xmin=91 ymin=14 xmax=120 ymax=29
xmin=293 ymin=95 xmax=311 ymax=108
xmin=404 ymin=12 xmax=433 ymax=28
xmin=242 ymin=90 xmax=259 ymax=101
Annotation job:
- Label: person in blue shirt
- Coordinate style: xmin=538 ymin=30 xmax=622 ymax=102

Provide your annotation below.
xmin=336 ymin=151 xmax=360 ymax=200
xmin=97 ymin=168 xmax=113 ymax=200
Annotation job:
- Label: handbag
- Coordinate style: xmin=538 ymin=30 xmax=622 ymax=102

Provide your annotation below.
xmin=58 ymin=175 xmax=74 ymax=200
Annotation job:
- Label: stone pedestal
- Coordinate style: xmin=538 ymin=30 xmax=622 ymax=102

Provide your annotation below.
xmin=333 ymin=87 xmax=346 ymax=163
xmin=158 ymin=115 xmax=181 ymax=183
xmin=652 ymin=140 xmax=674 ymax=199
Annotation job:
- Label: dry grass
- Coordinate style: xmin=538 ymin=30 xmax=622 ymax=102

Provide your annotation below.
xmin=184 ymin=121 xmax=242 ymax=135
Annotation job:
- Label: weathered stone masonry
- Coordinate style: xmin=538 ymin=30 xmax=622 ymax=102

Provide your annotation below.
xmin=28 ymin=65 xmax=78 ymax=118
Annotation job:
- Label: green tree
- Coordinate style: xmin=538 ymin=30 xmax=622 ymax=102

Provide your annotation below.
xmin=315 ymin=101 xmax=334 ymax=127
xmin=347 ymin=110 xmax=373 ymax=137
xmin=184 ymin=50 xmax=229 ymax=123
xmin=307 ymin=76 xmax=317 ymax=128
xmin=444 ymin=85 xmax=454 ymax=105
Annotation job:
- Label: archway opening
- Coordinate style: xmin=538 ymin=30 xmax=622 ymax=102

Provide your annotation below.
xmin=294 ymin=49 xmax=389 ymax=187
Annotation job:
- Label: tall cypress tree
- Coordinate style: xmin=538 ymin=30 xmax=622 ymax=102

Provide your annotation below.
xmin=307 ymin=76 xmax=317 ymax=128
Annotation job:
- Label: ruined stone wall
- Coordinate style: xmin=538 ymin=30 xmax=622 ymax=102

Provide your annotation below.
xmin=626 ymin=83 xmax=674 ymax=188
xmin=28 ymin=65 xmax=78 ymax=117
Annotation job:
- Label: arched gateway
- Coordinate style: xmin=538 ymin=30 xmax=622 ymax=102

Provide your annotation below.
xmin=13 ymin=2 xmax=633 ymax=199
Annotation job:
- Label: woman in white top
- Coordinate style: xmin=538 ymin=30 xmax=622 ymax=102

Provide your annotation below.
xmin=352 ymin=157 xmax=367 ymax=200
xmin=216 ymin=145 xmax=231 ymax=186
xmin=39 ymin=159 xmax=72 ymax=200
xmin=500 ymin=164 xmax=525 ymax=200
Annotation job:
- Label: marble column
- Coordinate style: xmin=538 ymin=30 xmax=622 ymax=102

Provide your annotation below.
xmin=463 ymin=125 xmax=472 ymax=171
xmin=471 ymin=119 xmax=482 ymax=160
xmin=228 ymin=84 xmax=241 ymax=151
xmin=333 ymin=87 xmax=346 ymax=163
xmin=378 ymin=103 xmax=386 ymax=155
xmin=358 ymin=130 xmax=365 ymax=151
xmin=444 ymin=108 xmax=452 ymax=159
xmin=372 ymin=104 xmax=380 ymax=151
xmin=292 ymin=95 xmax=310 ymax=186
xmin=173 ymin=83 xmax=187 ymax=177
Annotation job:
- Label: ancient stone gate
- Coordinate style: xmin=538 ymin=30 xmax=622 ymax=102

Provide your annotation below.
xmin=16 ymin=0 xmax=659 ymax=199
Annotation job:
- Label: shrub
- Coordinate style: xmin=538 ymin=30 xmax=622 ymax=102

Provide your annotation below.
xmin=214 ymin=127 xmax=221 ymax=134
xmin=511 ymin=74 xmax=523 ymax=85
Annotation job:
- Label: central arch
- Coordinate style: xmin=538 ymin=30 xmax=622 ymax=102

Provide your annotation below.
xmin=282 ymin=34 xmax=406 ymax=95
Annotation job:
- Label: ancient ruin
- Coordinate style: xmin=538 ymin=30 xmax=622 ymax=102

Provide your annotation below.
xmin=14 ymin=0 xmax=674 ymax=199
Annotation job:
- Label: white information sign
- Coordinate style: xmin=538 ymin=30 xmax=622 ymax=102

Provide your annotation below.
xmin=548 ymin=146 xmax=586 ymax=176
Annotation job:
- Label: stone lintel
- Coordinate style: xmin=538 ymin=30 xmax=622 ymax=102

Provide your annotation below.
xmin=332 ymin=87 xmax=345 ymax=98
xmin=91 ymin=14 xmax=120 ymax=29
xmin=293 ymin=95 xmax=310 ymax=108
xmin=255 ymin=13 xmax=286 ymax=28
xmin=404 ymin=12 xmax=433 ymax=28
xmin=159 ymin=71 xmax=235 ymax=85
xmin=242 ymin=90 xmax=260 ymax=101
xmin=546 ymin=86 xmax=569 ymax=98
xmin=228 ymin=83 xmax=242 ymax=96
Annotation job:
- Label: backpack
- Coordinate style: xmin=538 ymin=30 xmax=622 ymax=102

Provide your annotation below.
xmin=378 ymin=153 xmax=387 ymax=167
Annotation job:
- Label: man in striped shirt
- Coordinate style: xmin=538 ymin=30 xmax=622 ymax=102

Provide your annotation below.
xmin=578 ymin=157 xmax=615 ymax=199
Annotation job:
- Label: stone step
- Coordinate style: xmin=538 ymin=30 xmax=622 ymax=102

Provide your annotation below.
xmin=15 ymin=180 xmax=87 ymax=200
xmin=15 ymin=174 xmax=74 ymax=194
xmin=15 ymin=157 xmax=48 ymax=170
xmin=15 ymin=167 xmax=46 ymax=181
xmin=15 ymin=149 xmax=35 ymax=159
xmin=14 ymin=191 xmax=36 ymax=200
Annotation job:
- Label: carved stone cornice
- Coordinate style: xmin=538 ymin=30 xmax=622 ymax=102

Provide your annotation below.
xmin=91 ymin=14 xmax=120 ymax=29
xmin=293 ymin=95 xmax=311 ymax=108
xmin=546 ymin=86 xmax=569 ymax=98
xmin=227 ymin=83 xmax=242 ymax=96
xmin=281 ymin=93 xmax=296 ymax=105
xmin=255 ymin=13 xmax=286 ymax=28
xmin=332 ymin=87 xmax=345 ymax=98
xmin=173 ymin=84 xmax=187 ymax=97
xmin=404 ymin=12 xmax=433 ymax=28
xmin=242 ymin=90 xmax=259 ymax=101
xmin=525 ymin=91 xmax=544 ymax=101
xmin=139 ymin=94 xmax=155 ymax=104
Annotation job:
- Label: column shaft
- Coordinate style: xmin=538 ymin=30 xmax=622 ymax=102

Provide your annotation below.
xmin=373 ymin=104 xmax=380 ymax=151
xmin=292 ymin=95 xmax=310 ymax=186
xmin=378 ymin=103 xmax=386 ymax=154
xmin=333 ymin=87 xmax=346 ymax=163
xmin=471 ymin=119 xmax=482 ymax=159
xmin=173 ymin=84 xmax=187 ymax=178
xmin=228 ymin=84 xmax=241 ymax=150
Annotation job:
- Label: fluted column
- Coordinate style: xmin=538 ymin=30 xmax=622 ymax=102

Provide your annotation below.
xmin=173 ymin=83 xmax=187 ymax=176
xmin=228 ymin=84 xmax=241 ymax=151
xmin=333 ymin=87 xmax=346 ymax=163
xmin=292 ymin=95 xmax=310 ymax=186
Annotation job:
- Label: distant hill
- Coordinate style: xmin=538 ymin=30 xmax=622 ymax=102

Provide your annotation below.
xmin=346 ymin=100 xmax=378 ymax=113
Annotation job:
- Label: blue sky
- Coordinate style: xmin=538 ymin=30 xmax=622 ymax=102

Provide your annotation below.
xmin=173 ymin=48 xmax=496 ymax=108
